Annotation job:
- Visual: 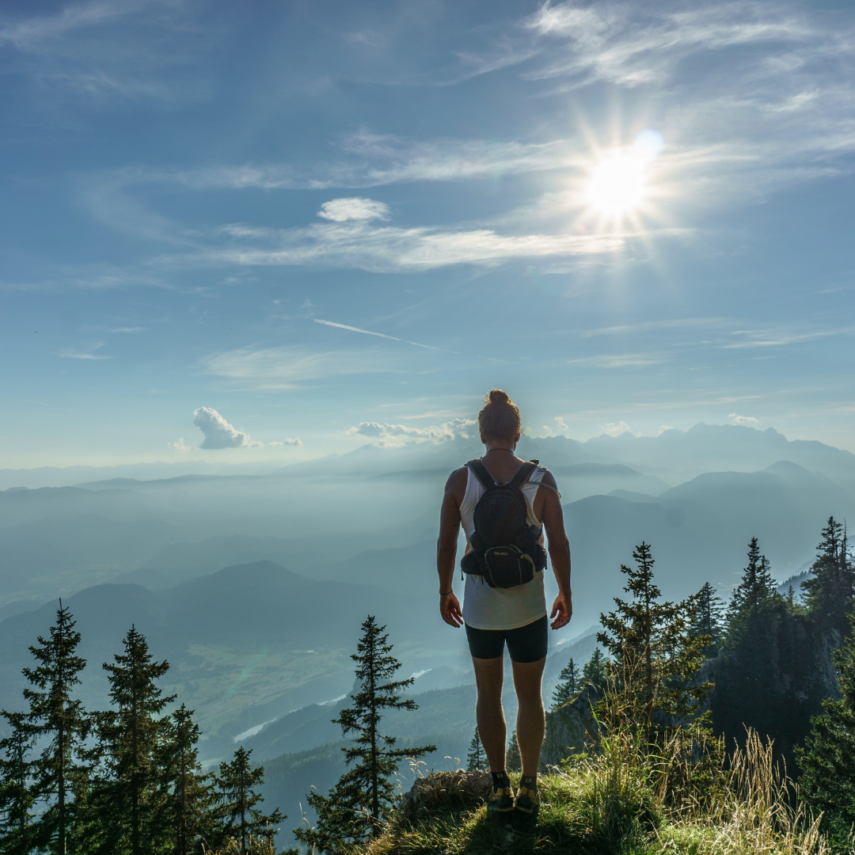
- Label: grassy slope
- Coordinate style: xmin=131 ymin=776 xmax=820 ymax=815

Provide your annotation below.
xmin=358 ymin=731 xmax=831 ymax=855
xmin=361 ymin=770 xmax=829 ymax=855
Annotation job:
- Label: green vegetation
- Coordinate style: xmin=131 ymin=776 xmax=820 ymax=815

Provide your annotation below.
xmin=550 ymin=660 xmax=580 ymax=710
xmin=0 ymin=607 xmax=293 ymax=854
xmin=798 ymin=610 xmax=855 ymax=848
xmin=465 ymin=730 xmax=485 ymax=772
xmin=2 ymin=516 xmax=854 ymax=854
xmin=361 ymin=731 xmax=828 ymax=855
xmin=295 ymin=617 xmax=435 ymax=853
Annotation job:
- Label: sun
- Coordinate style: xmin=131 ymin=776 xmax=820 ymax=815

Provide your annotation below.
xmin=583 ymin=130 xmax=664 ymax=219
xmin=587 ymin=153 xmax=647 ymax=214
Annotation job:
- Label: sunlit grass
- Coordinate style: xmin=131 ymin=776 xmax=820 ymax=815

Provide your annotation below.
xmin=361 ymin=730 xmax=831 ymax=855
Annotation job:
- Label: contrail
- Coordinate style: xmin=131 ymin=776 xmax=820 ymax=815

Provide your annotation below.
xmin=313 ymin=318 xmax=505 ymax=363
xmin=314 ymin=319 xmax=453 ymax=352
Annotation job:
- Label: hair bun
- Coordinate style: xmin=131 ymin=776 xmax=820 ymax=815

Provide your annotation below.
xmin=488 ymin=389 xmax=510 ymax=405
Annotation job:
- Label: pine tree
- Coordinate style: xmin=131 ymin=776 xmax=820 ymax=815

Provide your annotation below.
xmin=726 ymin=537 xmax=776 ymax=624
xmin=213 ymin=746 xmax=282 ymax=855
xmin=465 ymin=729 xmax=485 ymax=772
xmin=597 ymin=542 xmax=712 ymax=746
xmin=551 ymin=659 xmax=581 ymax=710
xmin=803 ymin=517 xmax=855 ymax=638
xmin=295 ymin=616 xmax=435 ymax=852
xmin=505 ymin=732 xmax=521 ymax=773
xmin=692 ymin=582 xmax=725 ymax=656
xmin=91 ymin=625 xmax=175 ymax=855
xmin=797 ymin=610 xmax=855 ymax=844
xmin=582 ymin=648 xmax=607 ymax=691
xmin=715 ymin=538 xmax=795 ymax=752
xmin=160 ymin=705 xmax=213 ymax=855
xmin=19 ymin=601 xmax=89 ymax=855
xmin=0 ymin=712 xmax=35 ymax=855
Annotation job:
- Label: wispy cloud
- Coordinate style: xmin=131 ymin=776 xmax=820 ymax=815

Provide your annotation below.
xmin=721 ymin=325 xmax=855 ymax=349
xmin=200 ymin=346 xmax=399 ymax=391
xmin=580 ymin=318 xmax=730 ymax=337
xmin=568 ymin=353 xmax=664 ymax=368
xmin=59 ymin=341 xmax=111 ymax=360
xmin=198 ymin=218 xmax=623 ymax=274
xmin=1 ymin=0 xmax=215 ymax=102
xmin=129 ymin=134 xmax=588 ymax=192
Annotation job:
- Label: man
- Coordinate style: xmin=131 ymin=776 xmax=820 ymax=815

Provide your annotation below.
xmin=437 ymin=389 xmax=572 ymax=816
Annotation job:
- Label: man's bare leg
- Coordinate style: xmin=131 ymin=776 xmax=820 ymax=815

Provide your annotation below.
xmin=471 ymin=656 xmax=506 ymax=771
xmin=511 ymin=656 xmax=546 ymax=777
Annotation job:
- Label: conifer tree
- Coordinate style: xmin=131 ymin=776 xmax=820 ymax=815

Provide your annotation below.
xmin=692 ymin=582 xmax=725 ymax=656
xmin=797 ymin=610 xmax=855 ymax=844
xmin=505 ymin=732 xmax=521 ymax=773
xmin=213 ymin=746 xmax=282 ymax=855
xmin=582 ymin=648 xmax=607 ymax=691
xmin=802 ymin=517 xmax=855 ymax=638
xmin=295 ymin=616 xmax=435 ymax=852
xmin=551 ymin=659 xmax=581 ymax=709
xmin=0 ymin=712 xmax=35 ymax=855
xmin=91 ymin=625 xmax=175 ymax=855
xmin=465 ymin=729 xmax=485 ymax=772
xmin=726 ymin=537 xmax=777 ymax=623
xmin=714 ymin=538 xmax=802 ymax=753
xmin=20 ymin=601 xmax=89 ymax=854
xmin=598 ymin=542 xmax=712 ymax=745
xmin=161 ymin=705 xmax=213 ymax=855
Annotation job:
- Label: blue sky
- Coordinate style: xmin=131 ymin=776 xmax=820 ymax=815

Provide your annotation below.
xmin=2 ymin=0 xmax=855 ymax=467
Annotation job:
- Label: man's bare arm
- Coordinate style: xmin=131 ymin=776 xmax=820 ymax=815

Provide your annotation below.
xmin=540 ymin=471 xmax=572 ymax=629
xmin=437 ymin=468 xmax=466 ymax=628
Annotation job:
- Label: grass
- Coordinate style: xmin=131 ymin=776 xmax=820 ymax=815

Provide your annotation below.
xmin=357 ymin=730 xmax=835 ymax=855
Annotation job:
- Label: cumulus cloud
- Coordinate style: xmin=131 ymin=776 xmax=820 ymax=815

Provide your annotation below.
xmin=192 ymin=407 xmax=260 ymax=449
xmin=600 ymin=421 xmax=635 ymax=437
xmin=347 ymin=418 xmax=476 ymax=445
xmin=270 ymin=438 xmax=302 ymax=447
xmin=318 ymin=198 xmax=390 ymax=222
xmin=728 ymin=413 xmax=759 ymax=426
xmin=170 ymin=437 xmax=191 ymax=451
xmin=554 ymin=416 xmax=569 ymax=432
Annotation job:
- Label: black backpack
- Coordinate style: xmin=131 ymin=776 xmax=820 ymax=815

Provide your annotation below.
xmin=460 ymin=458 xmax=547 ymax=589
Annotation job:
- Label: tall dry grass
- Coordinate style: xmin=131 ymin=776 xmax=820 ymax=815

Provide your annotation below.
xmin=657 ymin=729 xmax=834 ymax=855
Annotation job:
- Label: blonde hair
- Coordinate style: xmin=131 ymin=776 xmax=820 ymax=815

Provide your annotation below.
xmin=478 ymin=389 xmax=521 ymax=443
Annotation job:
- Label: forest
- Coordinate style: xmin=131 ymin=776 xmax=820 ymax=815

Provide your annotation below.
xmin=2 ymin=515 xmax=854 ymax=854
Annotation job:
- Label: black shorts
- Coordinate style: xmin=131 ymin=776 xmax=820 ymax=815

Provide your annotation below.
xmin=465 ymin=615 xmax=548 ymax=663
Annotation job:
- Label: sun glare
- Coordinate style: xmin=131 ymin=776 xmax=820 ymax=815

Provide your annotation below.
xmin=587 ymin=154 xmax=647 ymax=214
xmin=585 ymin=130 xmax=664 ymax=218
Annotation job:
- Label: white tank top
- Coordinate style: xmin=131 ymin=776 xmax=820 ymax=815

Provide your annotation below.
xmin=460 ymin=461 xmax=548 ymax=631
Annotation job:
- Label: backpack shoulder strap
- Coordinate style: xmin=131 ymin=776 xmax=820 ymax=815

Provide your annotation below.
xmin=466 ymin=459 xmax=497 ymax=490
xmin=509 ymin=460 xmax=538 ymax=491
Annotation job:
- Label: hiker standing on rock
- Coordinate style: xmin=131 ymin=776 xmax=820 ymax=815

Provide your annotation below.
xmin=436 ymin=389 xmax=572 ymax=817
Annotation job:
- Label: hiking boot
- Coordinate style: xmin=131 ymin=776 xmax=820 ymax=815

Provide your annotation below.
xmin=515 ymin=783 xmax=540 ymax=815
xmin=486 ymin=782 xmax=515 ymax=814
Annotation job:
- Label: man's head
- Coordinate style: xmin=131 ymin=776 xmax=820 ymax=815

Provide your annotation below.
xmin=478 ymin=389 xmax=521 ymax=447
